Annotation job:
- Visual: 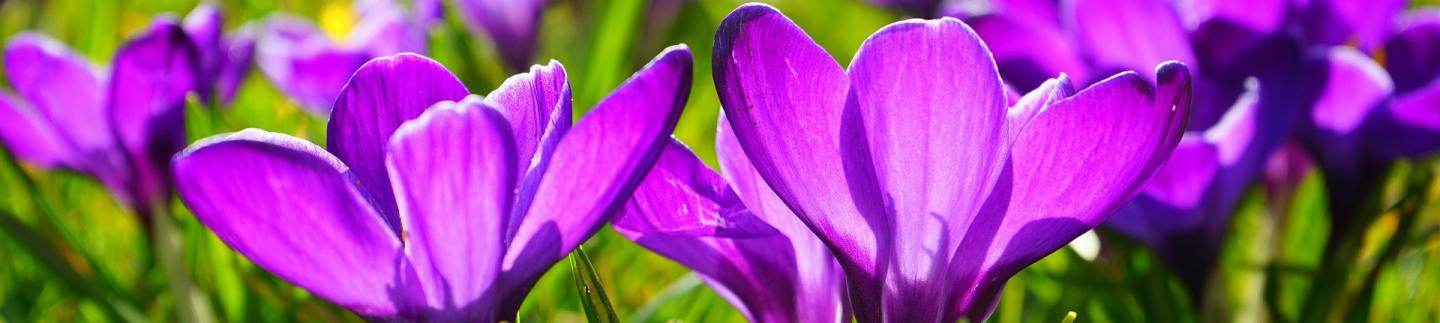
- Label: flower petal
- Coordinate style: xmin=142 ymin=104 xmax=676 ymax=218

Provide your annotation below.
xmin=716 ymin=120 xmax=851 ymax=322
xmin=109 ymin=18 xmax=201 ymax=204
xmin=967 ymin=14 xmax=1088 ymax=91
xmin=327 ymin=53 xmax=470 ymax=232
xmin=501 ymin=46 xmax=689 ymax=300
xmin=1308 ymin=48 xmax=1393 ymax=137
xmin=484 ymin=60 xmax=572 ymax=187
xmin=1069 ymin=0 xmax=1195 ymax=80
xmin=3 ymin=33 xmax=110 ymax=154
xmin=0 ymin=93 xmax=72 ymax=167
xmin=386 ymin=99 xmax=515 ymax=318
xmin=1302 ymin=0 xmax=1404 ymax=50
xmin=713 ymin=4 xmax=885 ymax=296
xmin=1374 ymin=82 xmax=1440 ymax=158
xmin=618 ymin=138 xmax=846 ymax=322
xmin=454 ymin=0 xmax=544 ymax=71
xmin=951 ymin=63 xmax=1192 ymax=320
xmin=1384 ymin=14 xmax=1440 ymax=93
xmin=847 ymin=17 xmax=1010 ymax=319
xmin=173 ymin=129 xmax=407 ymax=317
xmin=255 ymin=16 xmax=374 ymax=112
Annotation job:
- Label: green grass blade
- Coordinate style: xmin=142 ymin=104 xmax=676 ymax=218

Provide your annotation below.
xmin=570 ymin=246 xmax=621 ymax=323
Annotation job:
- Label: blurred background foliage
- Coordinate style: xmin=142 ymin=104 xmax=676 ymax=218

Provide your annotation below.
xmin=0 ymin=0 xmax=1438 ymax=322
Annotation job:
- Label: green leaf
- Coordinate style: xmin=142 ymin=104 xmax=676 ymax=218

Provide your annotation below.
xmin=570 ymin=246 xmax=621 ymax=323
xmin=577 ymin=0 xmax=647 ymax=111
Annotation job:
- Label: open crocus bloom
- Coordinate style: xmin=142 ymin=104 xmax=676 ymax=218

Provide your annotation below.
xmin=615 ymin=120 xmax=850 ymax=322
xmin=712 ymin=4 xmax=1191 ymax=321
xmin=0 ymin=19 xmax=198 ymax=215
xmin=256 ymin=0 xmax=427 ymax=114
xmin=172 ymin=47 xmax=690 ymax=320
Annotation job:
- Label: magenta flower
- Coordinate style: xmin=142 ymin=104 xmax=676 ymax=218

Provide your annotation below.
xmin=0 ymin=19 xmax=199 ymax=215
xmin=171 ymin=47 xmax=690 ymax=320
xmin=256 ymin=0 xmax=427 ymax=114
xmin=614 ymin=121 xmax=849 ymax=322
xmin=712 ymin=4 xmax=1191 ymax=321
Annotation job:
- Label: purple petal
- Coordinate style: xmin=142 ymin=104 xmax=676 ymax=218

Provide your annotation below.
xmin=108 ymin=18 xmax=201 ymax=205
xmin=500 ymin=46 xmax=689 ymax=303
xmin=184 ymin=3 xmax=224 ymax=101
xmin=328 ymin=53 xmax=470 ymax=232
xmin=454 ymin=0 xmax=544 ymax=71
xmin=1302 ymin=0 xmax=1404 ymax=49
xmin=967 ymin=14 xmax=1089 ymax=91
xmin=3 ymin=33 xmax=111 ymax=154
xmin=217 ymin=25 xmax=257 ymax=104
xmin=386 ymin=100 xmax=515 ymax=318
xmin=615 ymin=140 xmax=814 ymax=322
xmin=484 ymin=60 xmax=572 ymax=187
xmin=952 ymin=63 xmax=1192 ymax=320
xmin=847 ymin=18 xmax=1009 ymax=320
xmin=173 ymin=129 xmax=408 ymax=317
xmin=1309 ymin=48 xmax=1392 ymax=138
xmin=713 ymin=4 xmax=886 ymax=299
xmin=256 ymin=16 xmax=374 ymax=112
xmin=1384 ymin=13 xmax=1440 ymax=93
xmin=716 ymin=121 xmax=850 ymax=322
xmin=0 ymin=93 xmax=72 ymax=167
xmin=1069 ymin=0 xmax=1196 ymax=81
xmin=1185 ymin=0 xmax=1287 ymax=33
xmin=1372 ymin=82 xmax=1440 ymax=158
xmin=349 ymin=3 xmax=427 ymax=55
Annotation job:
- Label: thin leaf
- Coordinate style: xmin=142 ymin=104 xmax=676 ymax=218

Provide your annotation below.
xmin=570 ymin=246 xmax=620 ymax=323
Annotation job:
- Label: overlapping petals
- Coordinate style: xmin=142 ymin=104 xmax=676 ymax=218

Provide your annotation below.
xmin=614 ymin=122 xmax=849 ymax=322
xmin=713 ymin=4 xmax=1190 ymax=321
xmin=173 ymin=48 xmax=690 ymax=320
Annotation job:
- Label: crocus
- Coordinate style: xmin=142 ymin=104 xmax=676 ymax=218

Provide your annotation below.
xmin=712 ymin=3 xmax=1191 ymax=321
xmin=1298 ymin=35 xmax=1440 ymax=227
xmin=256 ymin=0 xmax=427 ymax=114
xmin=0 ymin=18 xmax=199 ymax=216
xmin=964 ymin=0 xmax=1318 ymax=292
xmin=614 ymin=121 xmax=849 ymax=322
xmin=171 ymin=47 xmax=690 ymax=320
xmin=183 ymin=3 xmax=256 ymax=106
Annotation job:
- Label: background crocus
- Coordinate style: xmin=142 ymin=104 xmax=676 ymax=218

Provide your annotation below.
xmin=0 ymin=18 xmax=198 ymax=216
xmin=712 ymin=3 xmax=1190 ymax=321
xmin=962 ymin=0 xmax=1318 ymax=293
xmin=172 ymin=47 xmax=690 ymax=320
xmin=256 ymin=0 xmax=427 ymax=114
xmin=614 ymin=121 xmax=849 ymax=322
xmin=183 ymin=3 xmax=256 ymax=106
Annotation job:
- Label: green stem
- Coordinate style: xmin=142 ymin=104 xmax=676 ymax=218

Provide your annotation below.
xmin=146 ymin=201 xmax=215 ymax=323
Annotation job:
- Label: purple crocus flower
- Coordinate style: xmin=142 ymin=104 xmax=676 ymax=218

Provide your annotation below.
xmin=964 ymin=0 xmax=1318 ymax=292
xmin=171 ymin=47 xmax=691 ymax=320
xmin=614 ymin=121 xmax=849 ymax=322
xmin=1297 ymin=33 xmax=1440 ymax=226
xmin=0 ymin=18 xmax=199 ymax=215
xmin=183 ymin=3 xmax=256 ymax=105
xmin=256 ymin=0 xmax=427 ymax=114
xmin=712 ymin=4 xmax=1191 ymax=321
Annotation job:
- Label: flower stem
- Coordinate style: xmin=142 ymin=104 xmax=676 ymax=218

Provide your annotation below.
xmin=146 ymin=200 xmax=215 ymax=323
